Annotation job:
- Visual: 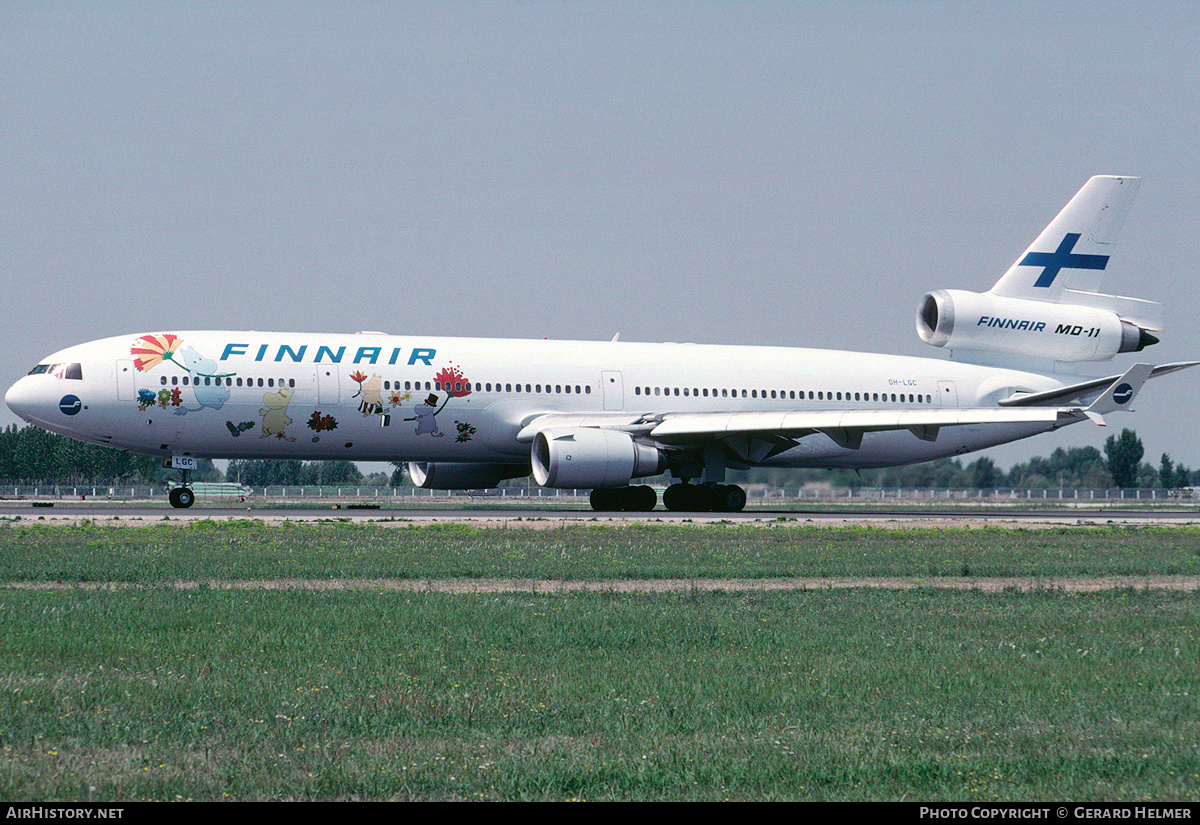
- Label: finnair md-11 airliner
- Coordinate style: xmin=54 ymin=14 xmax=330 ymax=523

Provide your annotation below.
xmin=6 ymin=176 xmax=1194 ymax=510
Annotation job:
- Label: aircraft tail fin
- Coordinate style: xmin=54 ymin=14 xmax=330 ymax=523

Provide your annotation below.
xmin=988 ymin=175 xmax=1162 ymax=330
xmin=917 ymin=175 xmax=1165 ymax=365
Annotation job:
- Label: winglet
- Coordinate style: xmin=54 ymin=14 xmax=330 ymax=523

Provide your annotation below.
xmin=1083 ymin=362 xmax=1154 ymax=426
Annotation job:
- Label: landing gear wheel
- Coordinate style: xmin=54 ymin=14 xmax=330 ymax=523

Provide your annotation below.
xmin=633 ymin=484 xmax=658 ymax=512
xmin=713 ymin=484 xmax=747 ymax=513
xmin=664 ymin=483 xmax=705 ymax=512
xmin=664 ymin=483 xmax=746 ymax=512
xmin=662 ymin=483 xmax=687 ymax=511
xmin=590 ymin=485 xmax=659 ymax=512
xmin=590 ymin=488 xmax=617 ymax=511
xmin=169 ymin=487 xmax=195 ymax=509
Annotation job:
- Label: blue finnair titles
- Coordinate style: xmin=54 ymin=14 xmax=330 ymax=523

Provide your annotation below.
xmin=219 ymin=342 xmax=437 ymax=367
xmin=976 ymin=317 xmax=1047 ymax=332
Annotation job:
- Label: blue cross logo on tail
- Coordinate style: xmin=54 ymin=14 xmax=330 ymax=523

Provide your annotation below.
xmin=1021 ymin=233 xmax=1110 ymax=288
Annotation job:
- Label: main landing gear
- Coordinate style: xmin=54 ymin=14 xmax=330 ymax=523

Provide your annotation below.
xmin=662 ymin=482 xmax=747 ymax=513
xmin=589 ymin=485 xmax=658 ymax=512
xmin=587 ymin=482 xmax=748 ymax=513
xmin=587 ymin=445 xmax=747 ymax=513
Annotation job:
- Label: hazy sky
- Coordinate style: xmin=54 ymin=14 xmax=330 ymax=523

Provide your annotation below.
xmin=3 ymin=1 xmax=1198 ymax=472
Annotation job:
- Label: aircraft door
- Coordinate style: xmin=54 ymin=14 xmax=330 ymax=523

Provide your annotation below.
xmin=115 ymin=360 xmax=135 ymax=402
xmin=601 ymin=371 xmax=624 ymax=411
xmin=318 ymin=366 xmax=340 ymax=405
xmin=937 ymin=380 xmax=959 ymax=407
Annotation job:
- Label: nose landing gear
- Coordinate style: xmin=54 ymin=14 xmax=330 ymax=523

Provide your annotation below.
xmin=167 ymin=460 xmax=195 ymax=509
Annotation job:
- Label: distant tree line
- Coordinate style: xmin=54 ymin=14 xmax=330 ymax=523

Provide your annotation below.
xmin=225 ymin=459 xmax=365 ymax=487
xmin=0 ymin=424 xmax=162 ymax=485
xmin=0 ymin=423 xmax=1194 ymax=490
xmin=732 ymin=429 xmax=1194 ymax=491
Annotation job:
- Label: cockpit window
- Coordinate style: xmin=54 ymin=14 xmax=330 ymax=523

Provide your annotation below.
xmin=29 ymin=363 xmax=83 ymax=380
xmin=54 ymin=363 xmax=83 ymax=380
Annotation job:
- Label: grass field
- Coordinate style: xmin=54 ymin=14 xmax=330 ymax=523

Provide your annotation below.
xmin=1 ymin=519 xmax=1197 ymax=801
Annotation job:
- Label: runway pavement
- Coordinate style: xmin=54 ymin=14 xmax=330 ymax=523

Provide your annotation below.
xmin=3 ymin=499 xmax=1199 ymax=527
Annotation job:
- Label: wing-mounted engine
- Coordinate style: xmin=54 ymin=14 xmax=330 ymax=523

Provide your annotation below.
xmin=916 ymin=289 xmax=1159 ymax=363
xmin=531 ymin=428 xmax=665 ymax=488
xmin=408 ymin=461 xmax=531 ymax=490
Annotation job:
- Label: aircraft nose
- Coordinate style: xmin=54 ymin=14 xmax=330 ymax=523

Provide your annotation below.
xmin=4 ymin=377 xmax=36 ymax=421
xmin=5 ymin=376 xmax=61 ymax=426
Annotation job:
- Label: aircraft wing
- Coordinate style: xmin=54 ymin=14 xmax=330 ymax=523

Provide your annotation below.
xmin=516 ymin=412 xmax=660 ymax=442
xmin=645 ymin=407 xmax=1073 ymax=448
xmin=518 ymin=407 xmax=1078 ymax=455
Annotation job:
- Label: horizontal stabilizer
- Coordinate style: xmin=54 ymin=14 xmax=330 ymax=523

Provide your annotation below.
xmin=999 ymin=361 xmax=1198 ymax=407
xmin=1061 ymin=289 xmax=1164 ymax=331
xmin=1081 ymin=362 xmax=1154 ymax=426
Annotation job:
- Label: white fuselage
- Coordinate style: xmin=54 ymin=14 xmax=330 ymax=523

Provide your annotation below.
xmin=5 ymin=330 xmax=1080 ymax=473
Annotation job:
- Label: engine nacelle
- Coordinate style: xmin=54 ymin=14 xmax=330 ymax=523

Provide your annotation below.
xmin=531 ymin=428 xmax=665 ymax=488
xmin=408 ymin=461 xmax=531 ymax=490
xmin=916 ymin=289 xmax=1157 ymax=362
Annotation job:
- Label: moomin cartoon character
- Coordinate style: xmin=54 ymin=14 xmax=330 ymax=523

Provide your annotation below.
xmin=352 ymin=373 xmax=385 ymax=417
xmin=173 ymin=345 xmax=231 ymax=415
xmin=407 ymin=393 xmax=446 ymax=437
xmin=259 ymin=386 xmax=296 ymax=441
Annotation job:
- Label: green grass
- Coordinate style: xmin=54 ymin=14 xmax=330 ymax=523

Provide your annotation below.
xmin=0 ymin=520 xmax=1199 ymax=583
xmin=1 ymin=521 xmax=1198 ymax=800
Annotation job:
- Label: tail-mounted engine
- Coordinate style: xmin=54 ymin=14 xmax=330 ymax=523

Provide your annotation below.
xmin=916 ymin=289 xmax=1159 ymax=363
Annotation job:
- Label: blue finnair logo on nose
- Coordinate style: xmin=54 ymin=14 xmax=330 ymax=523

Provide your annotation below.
xmin=59 ymin=395 xmax=82 ymax=416
xmin=1112 ymin=383 xmax=1134 ymax=405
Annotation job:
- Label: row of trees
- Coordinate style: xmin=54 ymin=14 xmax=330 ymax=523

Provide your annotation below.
xmin=0 ymin=422 xmax=1193 ymax=490
xmin=0 ymin=424 xmax=161 ymax=485
xmin=735 ymin=430 xmax=1194 ymax=491
xmin=225 ymin=459 xmax=366 ymax=487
